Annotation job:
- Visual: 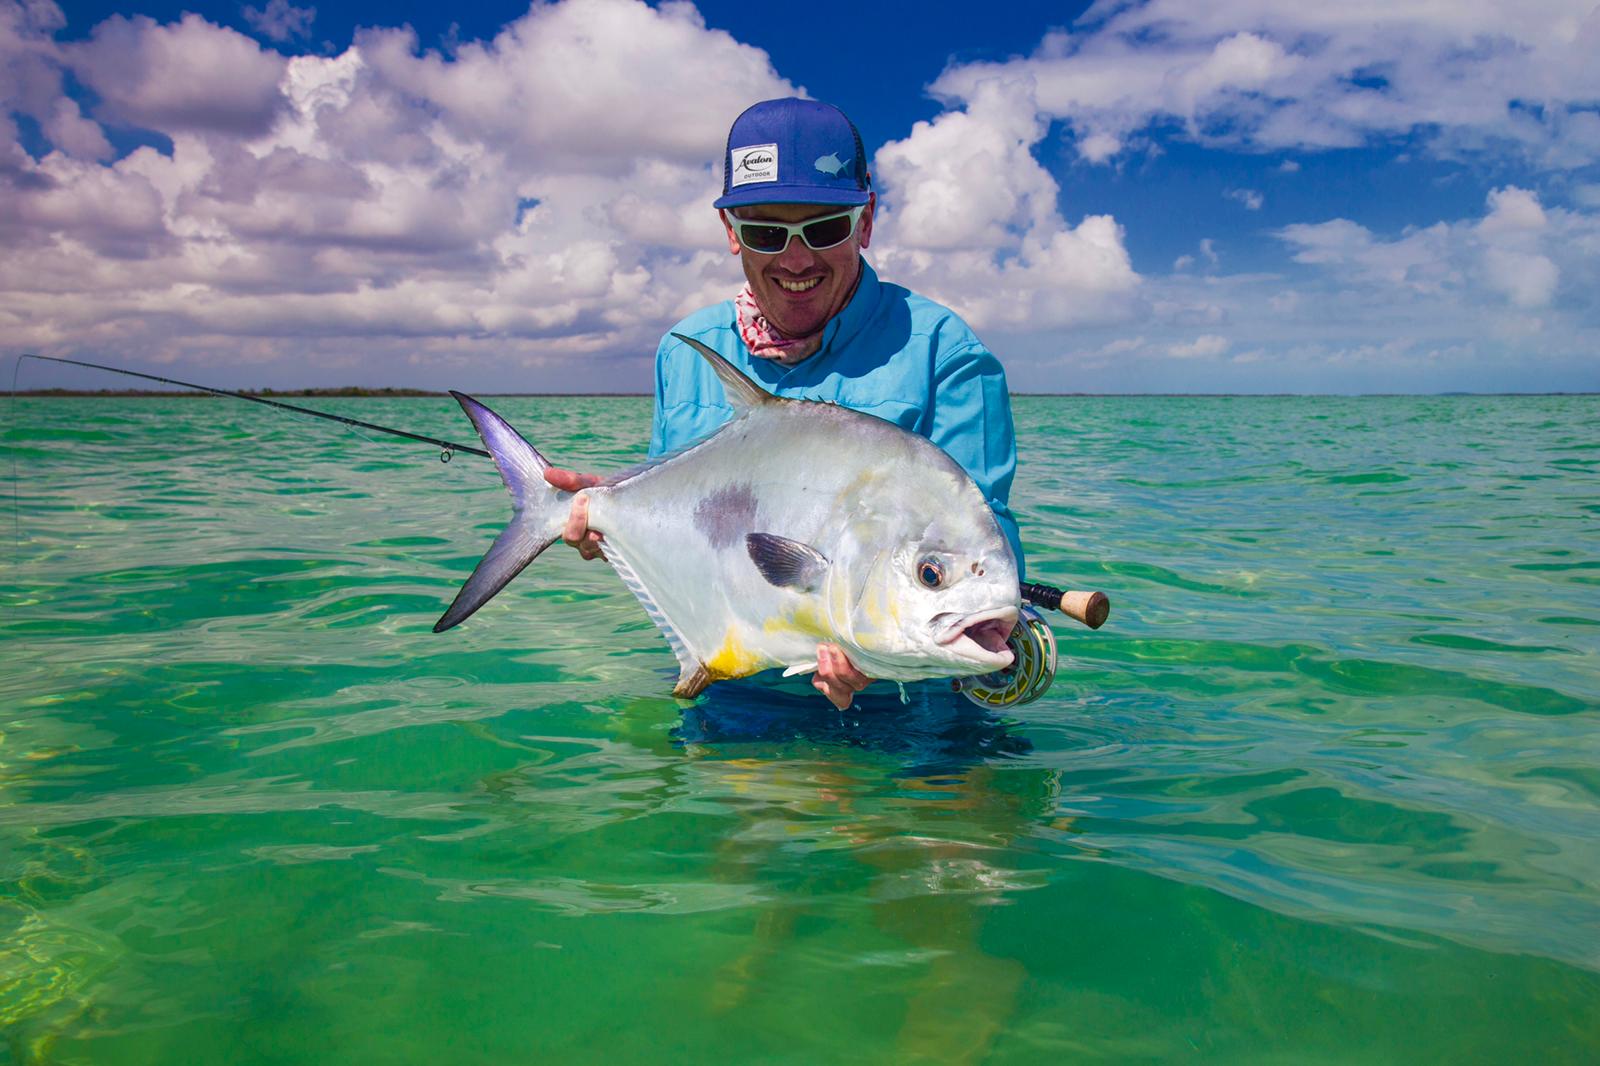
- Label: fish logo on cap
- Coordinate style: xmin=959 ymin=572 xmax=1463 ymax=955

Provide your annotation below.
xmin=813 ymin=152 xmax=850 ymax=177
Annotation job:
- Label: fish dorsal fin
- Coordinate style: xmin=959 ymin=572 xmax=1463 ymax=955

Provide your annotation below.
xmin=746 ymin=533 xmax=829 ymax=592
xmin=671 ymin=332 xmax=776 ymax=412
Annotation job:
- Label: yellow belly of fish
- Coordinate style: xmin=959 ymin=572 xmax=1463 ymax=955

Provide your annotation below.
xmin=707 ymin=604 xmax=833 ymax=681
xmin=705 ymin=627 xmax=766 ymax=680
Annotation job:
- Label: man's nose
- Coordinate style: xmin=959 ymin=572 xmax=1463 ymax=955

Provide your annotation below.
xmin=774 ymin=232 xmax=818 ymax=270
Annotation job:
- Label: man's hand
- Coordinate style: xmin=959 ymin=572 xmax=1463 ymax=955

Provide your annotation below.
xmin=814 ymin=643 xmax=871 ymax=710
xmin=544 ymin=468 xmax=605 ymax=560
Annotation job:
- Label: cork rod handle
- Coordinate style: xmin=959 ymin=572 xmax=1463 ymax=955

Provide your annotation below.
xmin=1019 ymin=583 xmax=1111 ymax=629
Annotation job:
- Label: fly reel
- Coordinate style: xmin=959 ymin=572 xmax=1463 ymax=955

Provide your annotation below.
xmin=959 ymin=606 xmax=1057 ymax=708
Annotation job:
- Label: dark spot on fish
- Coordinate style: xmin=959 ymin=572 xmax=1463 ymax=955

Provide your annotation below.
xmin=694 ymin=483 xmax=760 ymax=549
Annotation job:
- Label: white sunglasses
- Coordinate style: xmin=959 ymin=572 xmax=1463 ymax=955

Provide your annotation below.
xmin=727 ymin=206 xmax=865 ymax=254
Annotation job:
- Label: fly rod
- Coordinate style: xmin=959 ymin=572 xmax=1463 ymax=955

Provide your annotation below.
xmin=15 ymin=353 xmax=488 ymax=460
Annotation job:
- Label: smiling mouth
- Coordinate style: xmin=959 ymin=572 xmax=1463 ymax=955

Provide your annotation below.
xmin=775 ymin=277 xmax=822 ymax=293
xmin=933 ymin=606 xmax=1018 ymax=664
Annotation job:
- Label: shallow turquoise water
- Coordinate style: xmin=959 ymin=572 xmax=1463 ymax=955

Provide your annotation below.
xmin=3 ymin=394 xmax=1598 ymax=1063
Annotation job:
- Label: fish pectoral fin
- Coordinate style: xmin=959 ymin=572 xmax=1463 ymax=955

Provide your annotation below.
xmin=674 ymin=664 xmax=713 ymax=699
xmin=745 ymin=533 xmax=829 ymax=592
xmin=781 ymin=662 xmax=818 ymax=678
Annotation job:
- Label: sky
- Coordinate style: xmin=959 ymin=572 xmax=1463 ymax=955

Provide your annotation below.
xmin=3 ymin=0 xmax=1599 ymax=393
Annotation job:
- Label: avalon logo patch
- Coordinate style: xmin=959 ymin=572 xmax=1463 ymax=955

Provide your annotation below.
xmin=730 ymin=143 xmax=778 ymax=187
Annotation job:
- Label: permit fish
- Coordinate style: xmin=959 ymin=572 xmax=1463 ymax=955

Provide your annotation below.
xmin=433 ymin=333 xmax=1019 ymax=697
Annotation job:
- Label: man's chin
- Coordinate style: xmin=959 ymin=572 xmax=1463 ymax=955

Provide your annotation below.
xmin=770 ymin=306 xmax=833 ymax=336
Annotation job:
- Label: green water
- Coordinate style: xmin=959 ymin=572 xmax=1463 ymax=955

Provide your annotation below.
xmin=3 ymin=394 xmax=1597 ymax=1064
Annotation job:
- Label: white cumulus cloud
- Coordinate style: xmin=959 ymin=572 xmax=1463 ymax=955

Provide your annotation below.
xmin=0 ymin=0 xmax=804 ymax=386
xmin=243 ymin=0 xmax=315 ymax=43
xmin=1277 ymin=186 xmax=1568 ymax=310
xmin=1226 ymin=187 xmax=1263 ymax=210
xmin=1167 ymin=334 xmax=1230 ymax=358
xmin=930 ymin=0 xmax=1600 ymax=167
xmin=2 ymin=0 xmax=1596 ymax=393
xmin=869 ymin=77 xmax=1140 ymax=332
xmin=69 ymin=13 xmax=289 ymax=135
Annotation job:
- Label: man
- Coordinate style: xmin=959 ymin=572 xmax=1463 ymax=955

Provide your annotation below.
xmin=548 ymin=98 xmax=1022 ymax=710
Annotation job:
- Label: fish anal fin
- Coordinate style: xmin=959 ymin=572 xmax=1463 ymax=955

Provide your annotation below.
xmin=671 ymin=332 xmax=776 ymax=411
xmin=746 ymin=533 xmax=829 ymax=592
xmin=604 ymin=539 xmax=710 ymax=697
xmin=674 ymin=665 xmax=712 ymax=699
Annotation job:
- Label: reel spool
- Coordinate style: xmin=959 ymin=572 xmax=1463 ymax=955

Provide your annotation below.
xmin=959 ymin=606 xmax=1057 ymax=708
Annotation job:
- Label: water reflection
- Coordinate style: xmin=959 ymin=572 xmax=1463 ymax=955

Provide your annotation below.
xmin=672 ymin=679 xmax=1054 ymax=1061
xmin=675 ymin=677 xmax=1032 ymax=772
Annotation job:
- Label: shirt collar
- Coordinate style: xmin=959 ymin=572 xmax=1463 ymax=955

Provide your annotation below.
xmin=818 ymin=258 xmax=879 ymax=356
xmin=757 ymin=258 xmax=879 ymax=385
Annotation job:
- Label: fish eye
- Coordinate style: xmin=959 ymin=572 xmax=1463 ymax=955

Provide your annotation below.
xmin=917 ymin=556 xmax=945 ymax=589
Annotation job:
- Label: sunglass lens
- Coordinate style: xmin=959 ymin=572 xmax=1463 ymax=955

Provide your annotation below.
xmin=739 ymin=224 xmax=790 ymax=253
xmin=736 ymin=211 xmax=857 ymax=253
xmin=801 ymin=215 xmax=853 ymax=250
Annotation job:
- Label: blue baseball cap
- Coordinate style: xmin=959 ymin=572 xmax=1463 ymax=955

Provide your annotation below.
xmin=713 ymin=98 xmax=871 ymax=210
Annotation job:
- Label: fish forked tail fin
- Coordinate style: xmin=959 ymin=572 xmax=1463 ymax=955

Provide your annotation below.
xmin=433 ymin=391 xmax=569 ymax=633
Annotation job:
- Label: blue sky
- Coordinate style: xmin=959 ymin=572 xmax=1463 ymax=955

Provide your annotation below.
xmin=6 ymin=0 xmax=1599 ymax=392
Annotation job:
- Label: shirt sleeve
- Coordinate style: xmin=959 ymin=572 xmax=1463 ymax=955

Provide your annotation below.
xmin=647 ymin=333 xmax=675 ymax=460
xmin=930 ymin=342 xmax=1026 ymax=578
xmin=649 ymin=334 xmax=735 ymax=461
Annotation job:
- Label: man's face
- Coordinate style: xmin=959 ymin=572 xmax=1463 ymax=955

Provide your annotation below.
xmin=722 ymin=196 xmax=875 ymax=339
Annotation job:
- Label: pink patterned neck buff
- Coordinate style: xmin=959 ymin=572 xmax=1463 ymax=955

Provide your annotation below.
xmin=734 ymin=285 xmax=824 ymax=364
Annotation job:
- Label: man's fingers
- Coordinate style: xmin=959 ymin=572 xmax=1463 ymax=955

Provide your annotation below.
xmin=819 ymin=644 xmax=869 ymax=689
xmin=813 ymin=644 xmax=870 ymax=709
xmin=544 ymin=467 xmax=602 ymax=492
xmin=835 ymin=655 xmax=870 ymax=690
xmin=813 ymin=649 xmax=852 ymax=709
xmin=814 ymin=677 xmax=852 ymax=711
xmin=545 ymin=475 xmax=607 ymax=561
xmin=563 ymin=494 xmax=590 ymax=547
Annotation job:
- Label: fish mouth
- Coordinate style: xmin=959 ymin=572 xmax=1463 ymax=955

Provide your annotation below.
xmin=933 ymin=606 xmax=1019 ymax=665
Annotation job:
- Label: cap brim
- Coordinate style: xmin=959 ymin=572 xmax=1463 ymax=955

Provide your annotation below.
xmin=713 ymin=184 xmax=871 ymax=210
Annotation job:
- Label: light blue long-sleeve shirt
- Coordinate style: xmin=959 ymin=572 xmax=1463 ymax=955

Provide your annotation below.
xmin=648 ymin=260 xmax=1024 ymax=574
